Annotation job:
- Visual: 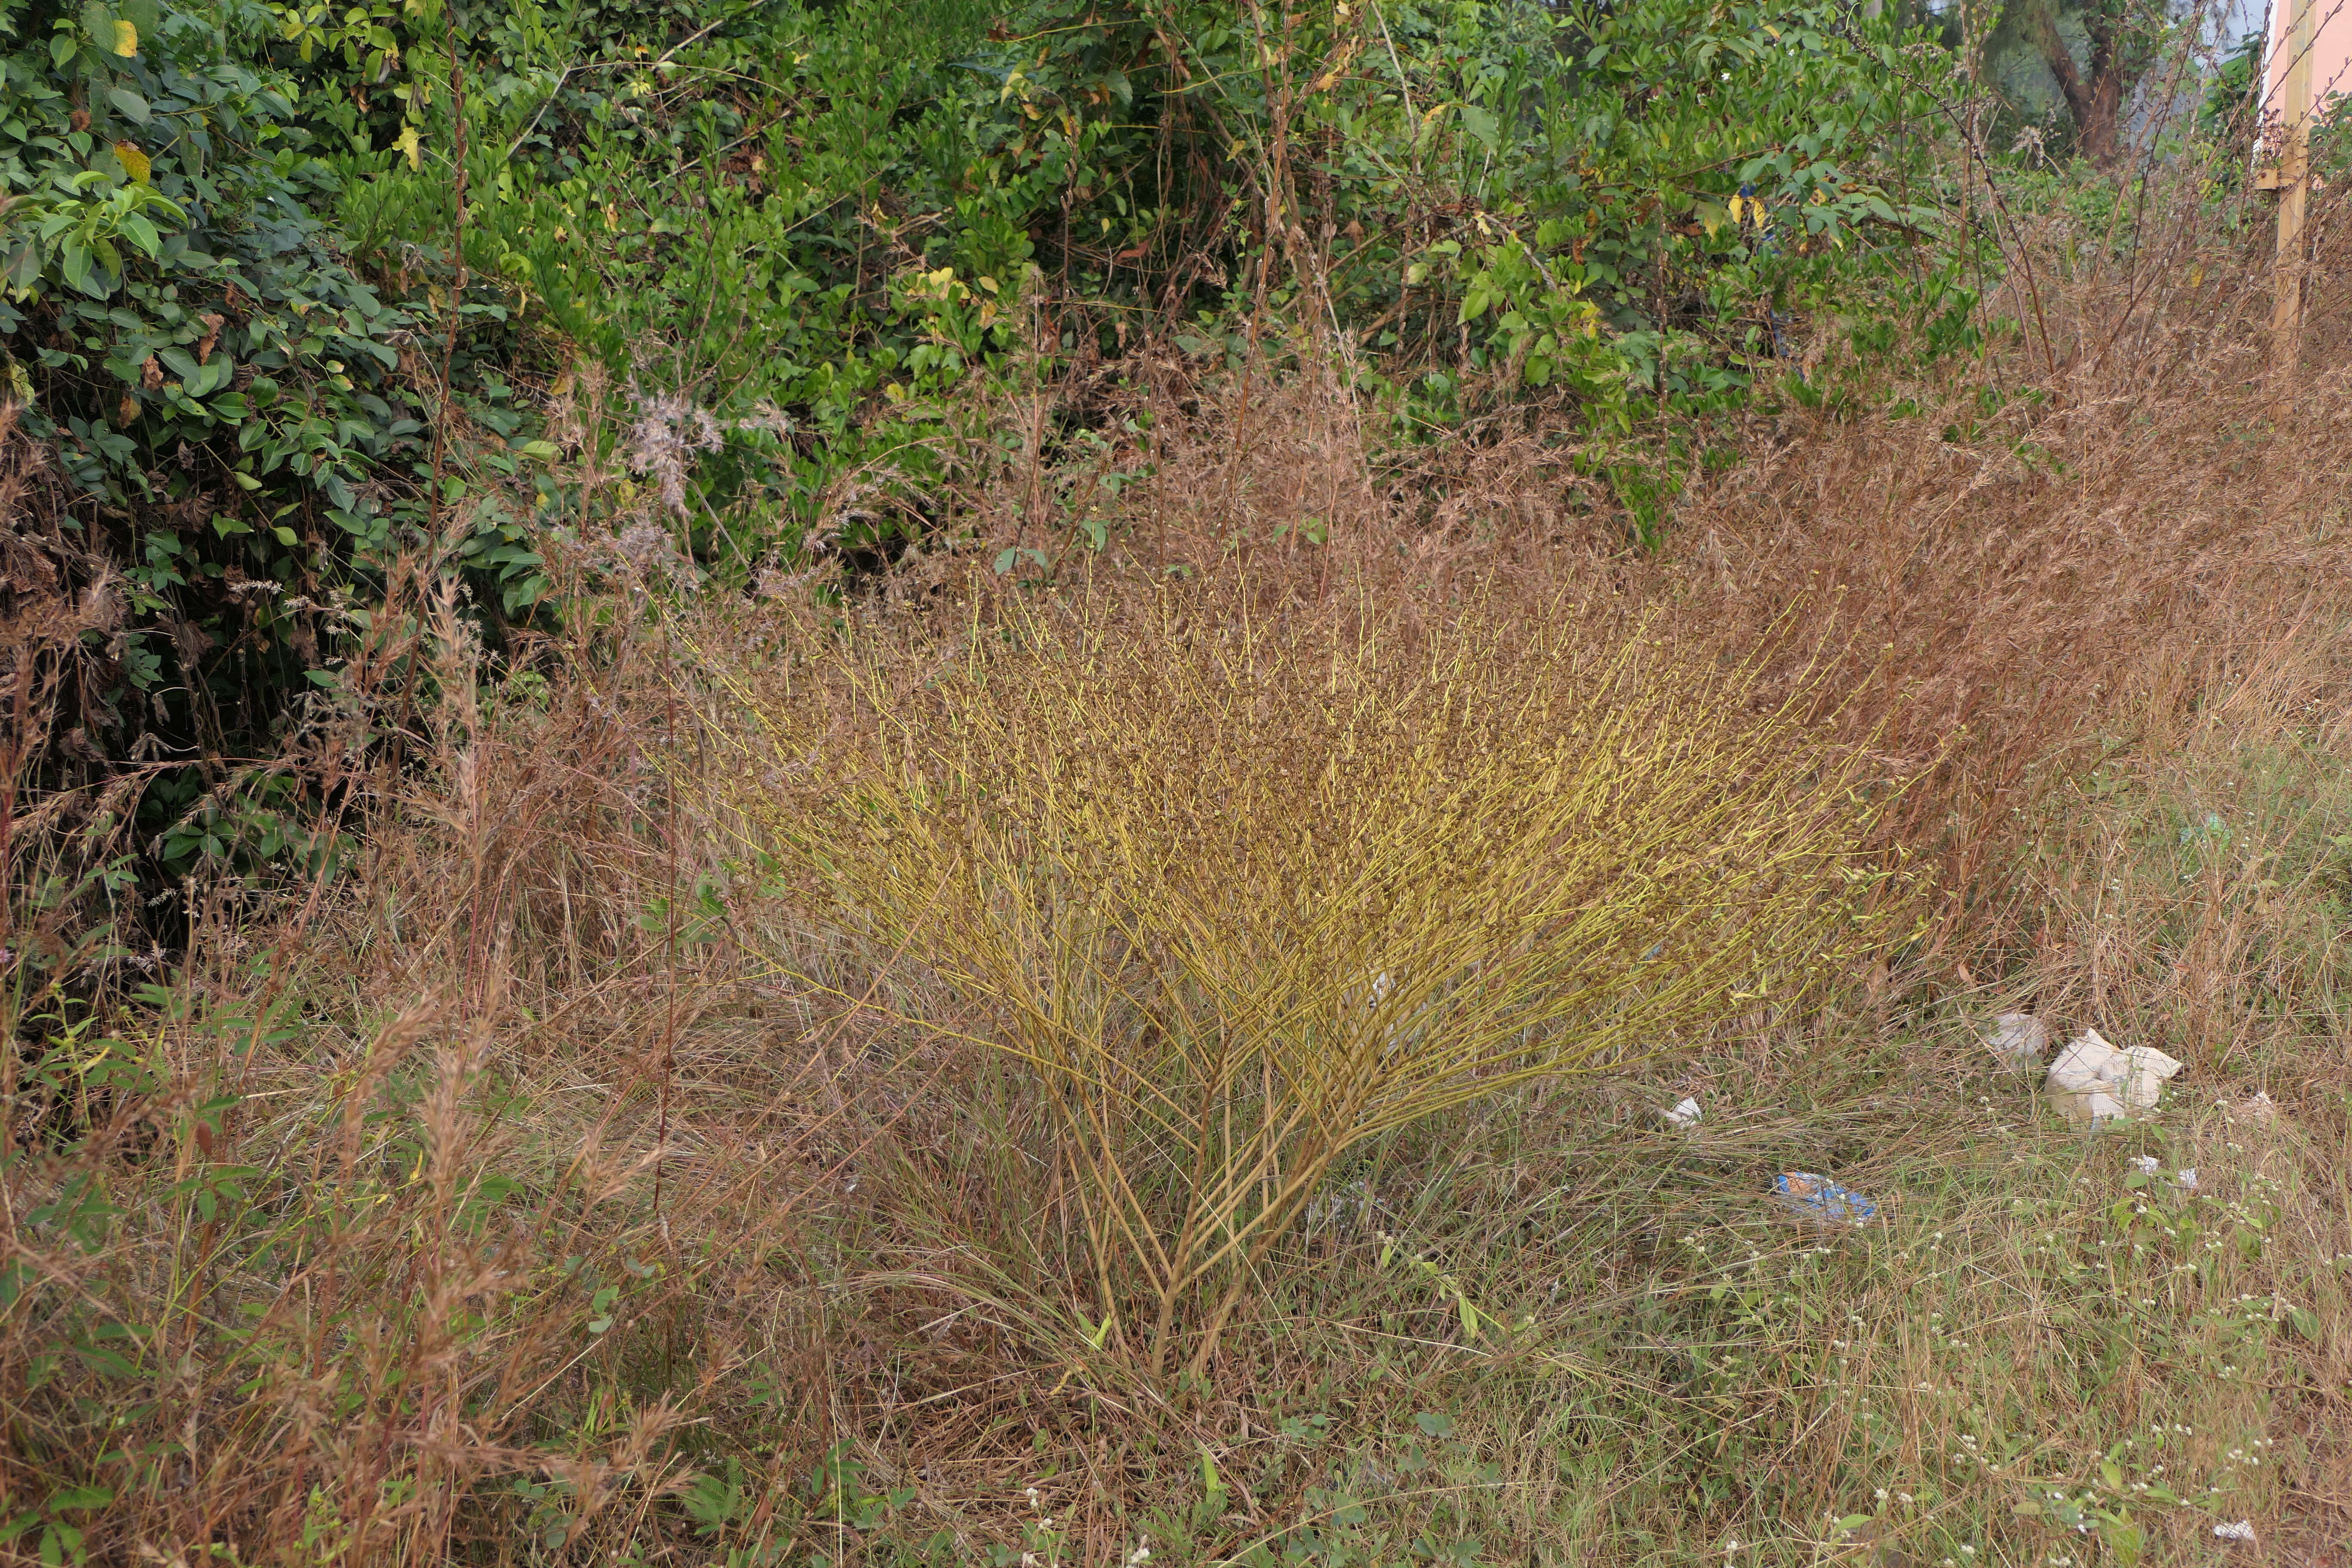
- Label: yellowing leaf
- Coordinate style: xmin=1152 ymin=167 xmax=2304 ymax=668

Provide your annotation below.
xmin=112 ymin=141 xmax=151 ymax=183
xmin=112 ymin=18 xmax=137 ymax=55
xmin=1694 ymin=199 xmax=1730 ymax=238
xmin=393 ymin=124 xmax=422 ymax=171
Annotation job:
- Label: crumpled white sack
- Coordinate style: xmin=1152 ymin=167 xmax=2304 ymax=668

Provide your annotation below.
xmin=1988 ymin=1012 xmax=2047 ymax=1069
xmin=2046 ymin=1029 xmax=2183 ymax=1125
xmin=2118 ymin=1045 xmax=2185 ymax=1111
xmin=1659 ymin=1096 xmax=1702 ymax=1129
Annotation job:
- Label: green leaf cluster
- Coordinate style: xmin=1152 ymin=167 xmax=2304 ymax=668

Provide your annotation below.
xmin=0 ymin=0 xmax=475 ymax=884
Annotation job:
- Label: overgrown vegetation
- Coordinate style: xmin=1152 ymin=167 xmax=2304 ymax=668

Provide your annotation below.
xmin=3 ymin=0 xmax=2349 ymax=1562
xmin=692 ymin=597 xmax=1903 ymax=1381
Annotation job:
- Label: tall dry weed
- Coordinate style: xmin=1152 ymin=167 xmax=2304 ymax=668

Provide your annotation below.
xmin=976 ymin=139 xmax=2352 ymax=967
xmin=678 ymin=588 xmax=1907 ymax=1379
xmin=0 ymin=558 xmax=855 ymax=1561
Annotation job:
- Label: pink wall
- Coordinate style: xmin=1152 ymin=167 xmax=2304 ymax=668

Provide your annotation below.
xmin=2263 ymin=0 xmax=2352 ymax=128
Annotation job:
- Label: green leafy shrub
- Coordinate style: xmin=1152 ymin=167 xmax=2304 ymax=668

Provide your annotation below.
xmin=2 ymin=1 xmax=407 ymax=859
xmin=0 ymin=0 xmax=564 ymax=900
xmin=337 ymin=0 xmax=1978 ymax=570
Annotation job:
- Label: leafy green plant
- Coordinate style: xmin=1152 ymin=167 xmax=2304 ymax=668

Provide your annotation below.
xmin=0 ymin=0 xmax=555 ymax=897
xmin=3 ymin=167 xmax=184 ymax=296
xmin=309 ymin=0 xmax=1979 ymax=573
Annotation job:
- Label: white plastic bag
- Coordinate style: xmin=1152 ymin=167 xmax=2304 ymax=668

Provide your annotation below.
xmin=1988 ymin=1012 xmax=2047 ymax=1069
xmin=2046 ymin=1029 xmax=2183 ymax=1125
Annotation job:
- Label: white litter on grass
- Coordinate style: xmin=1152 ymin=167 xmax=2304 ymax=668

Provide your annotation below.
xmin=2131 ymin=1155 xmax=2161 ymax=1176
xmin=1660 ymin=1096 xmax=1703 ymax=1129
xmin=2171 ymin=1167 xmax=2198 ymax=1191
xmin=1988 ymin=1012 xmax=2048 ymax=1068
xmin=2212 ymin=1519 xmax=2256 ymax=1544
xmin=2230 ymin=1091 xmax=2279 ymax=1124
xmin=2046 ymin=1029 xmax=2184 ymax=1126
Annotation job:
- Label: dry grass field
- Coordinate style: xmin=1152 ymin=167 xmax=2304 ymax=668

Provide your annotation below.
xmin=3 ymin=139 xmax=2348 ymax=1568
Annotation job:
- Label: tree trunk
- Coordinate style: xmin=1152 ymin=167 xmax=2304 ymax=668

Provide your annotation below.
xmin=2025 ymin=0 xmax=2125 ymax=166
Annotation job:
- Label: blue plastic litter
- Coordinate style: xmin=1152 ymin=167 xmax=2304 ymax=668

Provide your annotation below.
xmin=1774 ymin=1172 xmax=1878 ymax=1228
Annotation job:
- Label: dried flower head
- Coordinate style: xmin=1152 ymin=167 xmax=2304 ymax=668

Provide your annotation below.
xmin=624 ymin=383 xmax=725 ymax=516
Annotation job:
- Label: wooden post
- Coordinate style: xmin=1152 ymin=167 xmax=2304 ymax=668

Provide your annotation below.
xmin=2272 ymin=0 xmax=2315 ymax=415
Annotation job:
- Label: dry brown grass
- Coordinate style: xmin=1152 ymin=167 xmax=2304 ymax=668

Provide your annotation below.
xmin=0 ymin=575 xmax=856 ymax=1559
xmin=726 ymin=156 xmax=2352 ymax=1562
xmin=1027 ymin=157 xmax=2352 ymax=967
xmin=3 ymin=144 xmax=2349 ymax=1567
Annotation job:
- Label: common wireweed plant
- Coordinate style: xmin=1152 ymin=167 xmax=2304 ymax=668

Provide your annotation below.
xmin=689 ymin=589 xmax=1911 ymax=1378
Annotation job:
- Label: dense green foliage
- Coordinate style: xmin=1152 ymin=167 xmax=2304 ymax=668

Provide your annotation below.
xmin=2 ymin=0 xmax=416 ymax=761
xmin=0 ymin=0 xmax=550 ymax=892
xmin=14 ymin=0 xmax=2273 ymax=899
xmin=390 ymin=0 xmax=1978 ymax=555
